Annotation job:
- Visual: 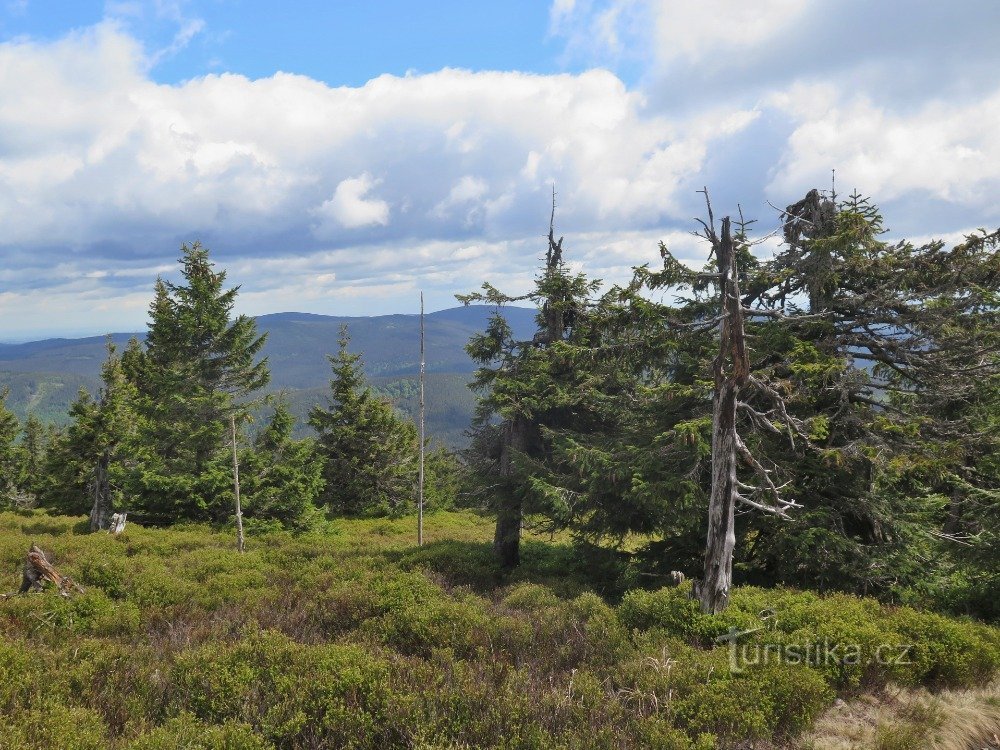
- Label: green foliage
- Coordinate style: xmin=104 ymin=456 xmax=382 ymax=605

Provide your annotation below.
xmin=124 ymin=243 xmax=269 ymax=523
xmin=0 ymin=510 xmax=995 ymax=749
xmin=19 ymin=413 xmax=46 ymax=498
xmin=238 ymin=398 xmax=325 ymax=529
xmin=0 ymin=704 xmax=108 ymax=750
xmin=0 ymin=387 xmax=26 ymax=508
xmin=310 ymin=326 xmax=418 ymax=516
xmin=126 ymin=714 xmax=272 ymax=750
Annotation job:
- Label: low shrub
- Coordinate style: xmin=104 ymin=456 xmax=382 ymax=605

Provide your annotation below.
xmin=0 ymin=510 xmax=996 ymax=749
xmin=126 ymin=713 xmax=272 ymax=750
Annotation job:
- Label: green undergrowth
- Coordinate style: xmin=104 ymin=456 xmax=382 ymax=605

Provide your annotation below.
xmin=0 ymin=510 xmax=997 ymax=749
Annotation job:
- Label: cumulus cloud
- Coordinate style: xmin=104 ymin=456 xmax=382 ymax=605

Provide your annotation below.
xmin=551 ymin=0 xmax=1000 ymax=228
xmin=315 ymin=173 xmax=390 ymax=231
xmin=767 ymin=85 xmax=1000 ymax=207
xmin=0 ymin=2 xmax=999 ymax=336
xmin=0 ymin=24 xmax=759 ymax=281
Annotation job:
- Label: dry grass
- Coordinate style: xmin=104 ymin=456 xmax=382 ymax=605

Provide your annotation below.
xmin=798 ymin=680 xmax=1000 ymax=750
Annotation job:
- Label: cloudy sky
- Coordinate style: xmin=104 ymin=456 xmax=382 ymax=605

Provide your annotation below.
xmin=1 ymin=0 xmax=998 ymax=339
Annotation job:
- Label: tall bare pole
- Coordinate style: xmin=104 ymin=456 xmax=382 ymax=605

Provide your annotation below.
xmin=231 ymin=413 xmax=245 ymax=553
xmin=418 ymin=291 xmax=426 ymax=546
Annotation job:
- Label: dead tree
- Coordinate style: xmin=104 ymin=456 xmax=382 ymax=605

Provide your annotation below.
xmin=108 ymin=512 xmax=127 ymax=536
xmin=691 ymin=191 xmax=800 ymax=614
xmin=6 ymin=545 xmax=84 ymax=598
xmin=697 ymin=214 xmax=750 ymax=614
xmin=418 ymin=291 xmax=426 ymax=547
xmin=231 ymin=413 xmax=245 ymax=553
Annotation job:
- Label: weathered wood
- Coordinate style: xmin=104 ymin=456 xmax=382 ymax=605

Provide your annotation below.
xmin=108 ymin=512 xmax=127 ymax=536
xmin=15 ymin=545 xmax=84 ymax=598
xmin=699 ymin=216 xmax=750 ymax=615
xmin=231 ymin=413 xmax=245 ymax=553
xmin=418 ymin=291 xmax=425 ymax=547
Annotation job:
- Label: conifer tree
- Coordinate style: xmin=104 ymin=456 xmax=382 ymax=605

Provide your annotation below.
xmin=310 ymin=326 xmax=418 ymax=516
xmin=37 ymin=392 xmax=96 ymax=515
xmin=238 ymin=397 xmax=325 ymax=528
xmin=0 ymin=387 xmax=24 ymax=508
xmin=460 ymin=198 xmax=600 ymax=567
xmin=126 ymin=243 xmax=269 ymax=522
xmin=734 ymin=192 xmax=1000 ymax=595
xmin=38 ymin=343 xmax=141 ymax=526
xmin=21 ymin=413 xmax=47 ymax=498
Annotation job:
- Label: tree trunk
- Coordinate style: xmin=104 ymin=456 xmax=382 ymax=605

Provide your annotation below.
xmin=418 ymin=291 xmax=425 ymax=547
xmin=493 ymin=496 xmax=522 ymax=568
xmin=699 ymin=217 xmax=749 ymax=615
xmin=89 ymin=449 xmax=112 ymax=532
xmin=700 ymin=380 xmax=740 ymax=613
xmin=231 ymin=414 xmax=245 ymax=553
xmin=494 ymin=416 xmax=527 ymax=568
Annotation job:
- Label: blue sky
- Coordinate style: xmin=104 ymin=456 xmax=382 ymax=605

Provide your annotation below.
xmin=1 ymin=0 xmax=998 ymax=339
xmin=2 ymin=1 xmax=576 ymax=86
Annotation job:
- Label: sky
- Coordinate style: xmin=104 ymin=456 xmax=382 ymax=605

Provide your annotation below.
xmin=1 ymin=0 xmax=998 ymax=339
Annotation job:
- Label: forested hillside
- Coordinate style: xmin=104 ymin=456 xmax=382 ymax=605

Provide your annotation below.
xmin=0 ymin=306 xmax=536 ymax=446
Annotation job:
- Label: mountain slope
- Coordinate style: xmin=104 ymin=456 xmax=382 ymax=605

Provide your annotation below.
xmin=0 ymin=305 xmax=537 ymax=446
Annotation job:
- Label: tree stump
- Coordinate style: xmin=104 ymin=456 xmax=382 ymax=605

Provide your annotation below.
xmin=16 ymin=545 xmax=84 ymax=598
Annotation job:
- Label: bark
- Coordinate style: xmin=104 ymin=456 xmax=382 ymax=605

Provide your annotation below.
xmin=89 ymin=449 xmax=112 ymax=532
xmin=494 ymin=415 xmax=528 ymax=568
xmin=699 ymin=217 xmax=750 ymax=615
xmin=493 ymin=500 xmax=522 ymax=569
xmin=418 ymin=292 xmax=425 ymax=547
xmin=16 ymin=545 xmax=83 ymax=597
xmin=231 ymin=414 xmax=245 ymax=553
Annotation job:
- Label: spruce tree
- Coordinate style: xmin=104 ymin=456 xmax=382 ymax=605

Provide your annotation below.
xmin=238 ymin=398 xmax=325 ymax=528
xmin=310 ymin=326 xmax=418 ymax=516
xmin=126 ymin=243 xmax=269 ymax=522
xmin=37 ymin=343 xmax=141 ymax=525
xmin=0 ymin=388 xmax=24 ymax=508
xmin=460 ymin=200 xmax=601 ymax=567
xmin=733 ymin=193 xmax=1000 ymax=595
xmin=21 ymin=413 xmax=47 ymax=499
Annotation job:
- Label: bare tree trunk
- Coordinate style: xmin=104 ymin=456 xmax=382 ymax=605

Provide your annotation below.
xmin=418 ymin=291 xmax=425 ymax=546
xmin=89 ymin=449 xmax=112 ymax=532
xmin=494 ymin=416 xmax=527 ymax=568
xmin=231 ymin=413 xmax=245 ymax=553
xmin=699 ymin=216 xmax=750 ymax=614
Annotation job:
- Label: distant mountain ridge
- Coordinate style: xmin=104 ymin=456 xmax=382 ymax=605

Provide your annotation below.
xmin=0 ymin=305 xmax=538 ymax=447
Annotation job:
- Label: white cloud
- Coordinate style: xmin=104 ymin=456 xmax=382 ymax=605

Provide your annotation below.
xmin=1 ymin=5 xmax=999 ymax=336
xmin=549 ymin=0 xmax=1000 ymax=226
xmin=649 ymin=0 xmax=808 ymax=66
xmin=431 ymin=175 xmax=489 ymax=222
xmin=0 ymin=24 xmax=759 ymax=259
xmin=767 ymin=86 xmax=1000 ymax=206
xmin=315 ymin=173 xmax=391 ymax=231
